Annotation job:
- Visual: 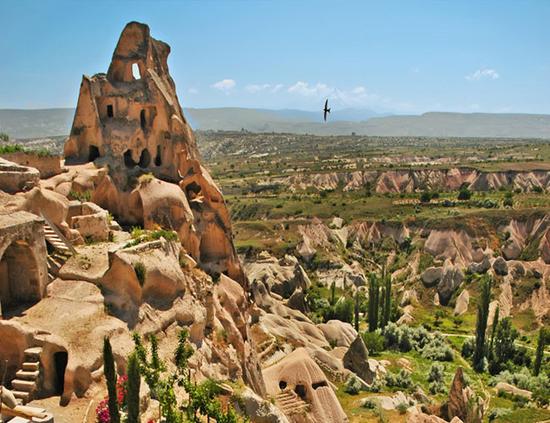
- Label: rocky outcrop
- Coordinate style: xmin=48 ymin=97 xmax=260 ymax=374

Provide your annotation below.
xmin=453 ymin=290 xmax=469 ymax=316
xmin=437 ymin=261 xmax=464 ymax=306
xmin=279 ymin=167 xmax=550 ymax=194
xmin=343 ymin=335 xmax=374 ymax=384
xmin=0 ymin=158 xmax=39 ymax=194
xmin=442 ymin=368 xmax=484 ymax=423
xmin=263 ymin=348 xmax=348 ymax=423
xmin=492 ymin=256 xmax=508 ymax=276
xmin=62 ymin=21 xmax=243 ymax=282
xmin=318 ymin=321 xmax=357 ymax=348
xmin=0 ymin=151 xmax=62 ymax=179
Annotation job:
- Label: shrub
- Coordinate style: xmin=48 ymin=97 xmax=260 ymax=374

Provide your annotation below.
xmin=461 ymin=337 xmax=475 ymax=358
xmin=458 ymin=185 xmax=472 ymax=200
xmin=134 ymin=262 xmax=146 ymax=286
xmin=488 ymin=408 xmax=511 ymax=421
xmin=344 ymin=375 xmax=363 ymax=395
xmin=421 ymin=335 xmax=454 ymax=361
xmin=385 ymin=369 xmax=413 ymax=390
xmin=0 ymin=132 xmax=9 ymax=142
xmin=362 ymin=331 xmax=385 ymax=355
xmin=396 ymin=402 xmax=408 ymax=414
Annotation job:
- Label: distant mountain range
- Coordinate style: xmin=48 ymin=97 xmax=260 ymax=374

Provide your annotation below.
xmin=1 ymin=107 xmax=550 ymax=139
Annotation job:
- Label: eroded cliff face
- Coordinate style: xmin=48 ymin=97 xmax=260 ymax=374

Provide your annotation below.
xmin=278 ymin=167 xmax=550 ymax=193
xmin=62 ymin=21 xmax=243 ymax=282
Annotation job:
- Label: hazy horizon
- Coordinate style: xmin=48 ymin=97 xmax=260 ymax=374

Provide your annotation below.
xmin=1 ymin=0 xmax=549 ymax=115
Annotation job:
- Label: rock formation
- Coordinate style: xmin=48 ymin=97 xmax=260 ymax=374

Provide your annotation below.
xmin=63 ymin=21 xmax=244 ymax=282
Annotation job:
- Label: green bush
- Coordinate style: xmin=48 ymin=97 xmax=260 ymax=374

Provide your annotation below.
xmin=362 ymin=331 xmax=385 ymax=355
xmin=0 ymin=132 xmax=9 ymax=142
xmin=344 ymin=375 xmax=363 ymax=395
xmin=461 ymin=337 xmax=475 ymax=358
xmin=134 ymin=262 xmax=146 ymax=286
xmin=385 ymin=369 xmax=413 ymax=390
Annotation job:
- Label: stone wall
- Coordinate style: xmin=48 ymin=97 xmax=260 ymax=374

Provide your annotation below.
xmin=0 ymin=152 xmax=62 ymax=178
xmin=0 ymin=158 xmax=39 ymax=193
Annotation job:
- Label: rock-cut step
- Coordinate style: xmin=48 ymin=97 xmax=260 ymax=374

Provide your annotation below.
xmin=22 ymin=362 xmax=40 ymax=371
xmin=11 ymin=379 xmax=36 ymax=392
xmin=15 ymin=370 xmax=39 ymax=380
xmin=24 ymin=347 xmax=42 ymax=360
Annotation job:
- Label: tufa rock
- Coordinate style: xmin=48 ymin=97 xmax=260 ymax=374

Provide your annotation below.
xmin=421 ymin=266 xmax=443 ymax=287
xmin=492 ymin=257 xmax=508 ymax=276
xmin=343 ymin=335 xmax=375 ymax=384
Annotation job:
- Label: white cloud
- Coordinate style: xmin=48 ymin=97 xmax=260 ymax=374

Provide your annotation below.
xmin=466 ymin=68 xmax=500 ymax=81
xmin=211 ymin=79 xmax=236 ymax=92
xmin=246 ymin=83 xmax=286 ymax=94
xmin=188 ymin=87 xmax=198 ymax=94
xmin=287 ymin=81 xmax=333 ymax=97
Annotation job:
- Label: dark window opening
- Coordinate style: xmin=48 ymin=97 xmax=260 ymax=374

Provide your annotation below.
xmin=124 ymin=150 xmax=137 ymax=168
xmin=72 ymin=127 xmax=82 ymax=136
xmin=53 ymin=351 xmax=68 ymax=395
xmin=294 ymin=384 xmax=307 ymax=400
xmin=279 ymin=381 xmax=287 ymax=390
xmin=139 ymin=149 xmax=151 ymax=168
xmin=140 ymin=109 xmax=146 ymax=130
xmin=186 ymin=181 xmax=202 ymax=197
xmin=312 ymin=381 xmax=328 ymax=390
xmin=88 ymin=145 xmax=100 ymax=162
xmin=154 ymin=145 xmax=162 ymax=166
xmin=164 ymin=132 xmax=171 ymax=140
xmin=107 ymin=105 xmax=114 ymax=118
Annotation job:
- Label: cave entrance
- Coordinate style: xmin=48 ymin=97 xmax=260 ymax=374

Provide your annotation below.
xmin=124 ymin=150 xmax=137 ymax=168
xmin=53 ymin=351 xmax=68 ymax=395
xmin=139 ymin=149 xmax=151 ymax=168
xmin=295 ymin=384 xmax=307 ymax=400
xmin=140 ymin=109 xmax=146 ymax=130
xmin=0 ymin=240 xmax=40 ymax=315
xmin=154 ymin=145 xmax=162 ymax=166
xmin=88 ymin=145 xmax=100 ymax=162
xmin=107 ymin=104 xmax=114 ymax=118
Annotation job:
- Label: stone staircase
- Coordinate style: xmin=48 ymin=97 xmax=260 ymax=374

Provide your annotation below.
xmin=42 ymin=216 xmax=76 ymax=281
xmin=11 ymin=346 xmax=43 ymax=405
xmin=275 ymin=389 xmax=310 ymax=417
xmin=257 ymin=337 xmax=277 ymax=361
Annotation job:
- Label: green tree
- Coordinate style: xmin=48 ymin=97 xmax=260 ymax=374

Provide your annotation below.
xmin=473 ymin=276 xmax=492 ymax=372
xmin=133 ymin=329 xmax=242 ymax=422
xmin=103 ymin=337 xmax=120 ymax=423
xmin=127 ymin=352 xmax=141 ymax=423
xmin=489 ymin=306 xmax=500 ymax=353
xmin=458 ymin=184 xmax=472 ymax=201
xmin=368 ymin=273 xmax=380 ymax=332
xmin=379 ymin=272 xmax=391 ymax=329
xmin=330 ymin=282 xmax=336 ymax=306
xmin=533 ymin=327 xmax=547 ymax=376
xmin=490 ymin=317 xmax=518 ymax=374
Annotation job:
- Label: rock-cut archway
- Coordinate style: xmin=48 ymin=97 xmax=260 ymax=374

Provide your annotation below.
xmin=0 ymin=240 xmax=42 ymax=313
xmin=0 ymin=211 xmax=48 ymax=317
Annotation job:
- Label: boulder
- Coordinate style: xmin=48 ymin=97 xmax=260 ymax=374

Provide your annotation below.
xmin=493 ymin=257 xmax=508 ymax=276
xmin=467 ymin=256 xmax=490 ymax=274
xmin=421 ymin=267 xmax=443 ymax=287
xmin=453 ymin=290 xmax=469 ymax=316
xmin=318 ymin=320 xmax=357 ymax=348
xmin=495 ymin=382 xmax=532 ymax=399
xmin=72 ymin=211 xmax=110 ymax=242
xmin=234 ymin=387 xmax=290 ymax=423
xmin=442 ymin=367 xmax=484 ymax=423
xmin=437 ymin=261 xmax=464 ymax=306
xmin=343 ymin=335 xmax=375 ymax=384
xmin=287 ymin=289 xmax=308 ymax=313
xmin=330 ymin=216 xmax=344 ymax=229
xmin=1 ymin=386 xmax=18 ymax=409
xmin=0 ymin=158 xmax=40 ymax=194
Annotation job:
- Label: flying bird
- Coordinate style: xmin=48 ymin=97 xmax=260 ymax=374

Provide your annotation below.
xmin=323 ymin=99 xmax=331 ymax=122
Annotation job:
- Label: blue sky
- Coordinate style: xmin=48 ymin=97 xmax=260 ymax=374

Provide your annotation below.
xmin=0 ymin=0 xmax=549 ymax=114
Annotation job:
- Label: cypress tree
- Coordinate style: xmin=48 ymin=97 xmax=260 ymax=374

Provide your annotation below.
xmin=533 ymin=327 xmax=546 ymax=376
xmin=368 ymin=273 xmax=379 ymax=332
xmin=381 ymin=273 xmax=391 ymax=328
xmin=330 ymin=282 xmax=336 ymax=306
xmin=103 ymin=337 xmax=120 ymax=423
xmin=127 ymin=352 xmax=141 ymax=423
xmin=489 ymin=306 xmax=500 ymax=353
xmin=473 ymin=276 xmax=492 ymax=372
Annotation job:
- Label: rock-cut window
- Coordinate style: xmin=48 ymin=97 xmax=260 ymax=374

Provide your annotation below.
xmin=132 ymin=63 xmax=141 ymax=80
xmin=107 ymin=104 xmax=113 ymax=118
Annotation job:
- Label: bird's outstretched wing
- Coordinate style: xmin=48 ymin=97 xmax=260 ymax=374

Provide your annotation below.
xmin=324 ymin=99 xmax=329 ymax=110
